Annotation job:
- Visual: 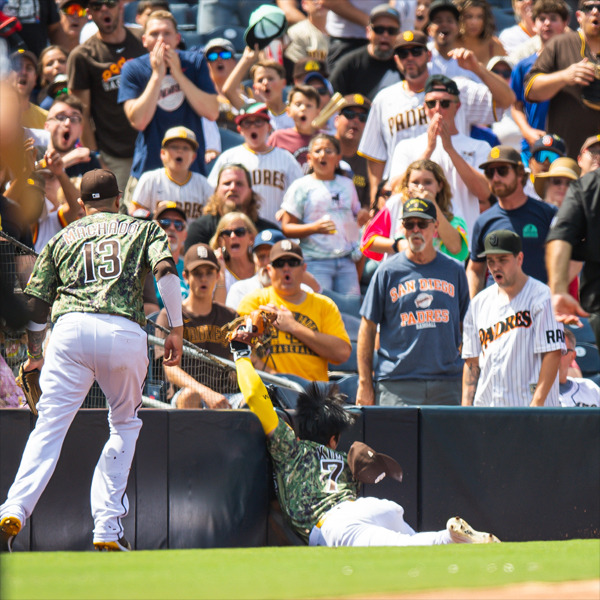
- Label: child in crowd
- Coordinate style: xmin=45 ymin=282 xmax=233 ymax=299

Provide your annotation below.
xmin=280 ymin=133 xmax=361 ymax=299
xmin=223 ymin=50 xmax=294 ymax=130
xmin=131 ymin=126 xmax=213 ymax=222
xmin=268 ymin=85 xmax=321 ymax=170
xmin=207 ymin=103 xmax=303 ymax=223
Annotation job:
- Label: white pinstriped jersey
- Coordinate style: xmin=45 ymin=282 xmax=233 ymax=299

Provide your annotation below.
xmin=207 ymin=144 xmax=303 ymax=223
xmin=357 ymin=76 xmax=499 ymax=176
xmin=131 ymin=168 xmax=214 ymax=223
xmin=462 ymin=277 xmax=565 ymax=407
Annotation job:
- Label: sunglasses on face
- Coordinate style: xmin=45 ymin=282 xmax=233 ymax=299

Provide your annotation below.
xmin=395 ymin=46 xmax=426 ymax=59
xmin=89 ymin=0 xmax=117 ymax=10
xmin=158 ymin=218 xmax=186 ymax=231
xmin=49 ymin=112 xmax=83 ymax=124
xmin=549 ymin=177 xmax=571 ymax=186
xmin=581 ymin=2 xmax=600 ymax=13
xmin=206 ymin=50 xmax=233 ymax=62
xmin=239 ymin=118 xmax=267 ymax=129
xmin=271 ymin=257 xmax=303 ymax=268
xmin=372 ymin=25 xmax=400 ymax=36
xmin=378 ymin=189 xmax=392 ymax=198
xmin=484 ymin=165 xmax=512 ymax=179
xmin=340 ymin=108 xmax=368 ymax=122
xmin=402 ymin=219 xmax=431 ymax=230
xmin=533 ymin=150 xmax=560 ymax=164
xmin=61 ymin=3 xmax=87 ymax=16
xmin=492 ymin=68 xmax=512 ymax=79
xmin=425 ymin=99 xmax=456 ymax=109
xmin=221 ymin=227 xmax=248 ymax=238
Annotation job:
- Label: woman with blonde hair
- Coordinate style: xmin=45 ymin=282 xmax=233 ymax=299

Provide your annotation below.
xmin=456 ymin=0 xmax=506 ymax=65
xmin=210 ymin=212 xmax=257 ymax=303
xmin=361 ymin=159 xmax=469 ymax=262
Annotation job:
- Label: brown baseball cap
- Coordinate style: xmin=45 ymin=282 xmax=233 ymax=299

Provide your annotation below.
xmin=394 ymin=30 xmax=428 ymax=50
xmin=161 ymin=126 xmax=199 ymax=150
xmin=80 ymin=169 xmax=120 ymax=202
xmin=343 ymin=93 xmax=372 ymax=111
xmin=369 ymin=3 xmax=400 ymax=24
xmin=269 ymin=239 xmax=303 ymax=263
xmin=154 ymin=200 xmax=187 ymax=222
xmin=10 ymin=48 xmax=38 ymax=70
xmin=479 ymin=145 xmax=523 ymax=169
xmin=293 ymin=58 xmax=328 ymax=80
xmin=348 ymin=442 xmax=403 ymax=485
xmin=477 ymin=229 xmax=522 ymax=257
xmin=580 ymin=134 xmax=600 ymax=153
xmin=184 ymin=243 xmax=220 ymax=272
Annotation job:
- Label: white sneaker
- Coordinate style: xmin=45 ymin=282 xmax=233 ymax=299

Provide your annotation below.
xmin=447 ymin=516 xmax=500 ymax=543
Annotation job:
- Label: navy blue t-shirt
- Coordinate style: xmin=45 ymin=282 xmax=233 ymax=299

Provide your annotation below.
xmin=118 ymin=51 xmax=216 ymax=178
xmin=361 ymin=252 xmax=469 ymax=381
xmin=470 ymin=197 xmax=557 ymax=283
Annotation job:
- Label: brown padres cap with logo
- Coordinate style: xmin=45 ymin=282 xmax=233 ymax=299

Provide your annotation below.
xmin=80 ymin=169 xmax=120 ymax=202
xmin=184 ymin=243 xmax=220 ymax=271
xmin=479 ymin=145 xmax=523 ymax=169
xmin=348 ymin=442 xmax=403 ymax=484
xmin=269 ymin=239 xmax=303 ymax=263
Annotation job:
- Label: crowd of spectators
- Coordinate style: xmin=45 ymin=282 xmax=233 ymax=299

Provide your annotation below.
xmin=0 ymin=0 xmax=599 ymax=410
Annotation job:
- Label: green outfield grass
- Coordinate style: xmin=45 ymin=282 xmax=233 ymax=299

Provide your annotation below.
xmin=1 ymin=540 xmax=598 ymax=599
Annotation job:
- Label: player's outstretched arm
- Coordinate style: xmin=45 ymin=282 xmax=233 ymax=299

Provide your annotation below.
xmin=230 ymin=335 xmax=279 ymax=437
xmin=462 ymin=358 xmax=480 ymax=406
xmin=531 ymin=349 xmax=562 ymax=407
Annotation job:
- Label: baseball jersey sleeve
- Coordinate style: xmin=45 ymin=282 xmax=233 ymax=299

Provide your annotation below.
xmin=524 ymin=43 xmax=555 ymax=98
xmin=25 ymin=240 xmax=60 ymax=305
xmin=532 ymin=293 xmax=565 ymax=355
xmin=461 ymin=300 xmax=481 ymax=359
xmin=357 ymin=98 xmax=388 ymax=163
xmin=207 ymin=152 xmax=227 ymax=189
xmin=146 ymin=221 xmax=174 ymax=271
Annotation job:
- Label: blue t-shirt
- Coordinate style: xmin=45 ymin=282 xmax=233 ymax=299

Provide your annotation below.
xmin=470 ymin=197 xmax=557 ymax=283
xmin=511 ymin=53 xmax=549 ymax=158
xmin=360 ymin=252 xmax=469 ymax=381
xmin=118 ymin=51 xmax=216 ymax=178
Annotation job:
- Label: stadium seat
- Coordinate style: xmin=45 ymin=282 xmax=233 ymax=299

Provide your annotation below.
xmin=123 ymin=0 xmax=139 ymax=23
xmin=567 ymin=318 xmax=596 ymax=345
xmin=575 ymin=342 xmax=600 ymax=377
xmin=181 ymin=30 xmax=204 ymax=50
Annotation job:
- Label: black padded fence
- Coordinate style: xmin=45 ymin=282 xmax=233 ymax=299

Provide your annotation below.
xmin=0 ymin=407 xmax=598 ymax=550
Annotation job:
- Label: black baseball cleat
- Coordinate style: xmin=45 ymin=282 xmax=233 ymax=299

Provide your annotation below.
xmin=447 ymin=516 xmax=500 ymax=543
xmin=94 ymin=536 xmax=132 ymax=551
xmin=1 ymin=516 xmax=22 ymax=553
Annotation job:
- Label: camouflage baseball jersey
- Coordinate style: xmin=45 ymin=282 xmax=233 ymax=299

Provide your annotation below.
xmin=26 ymin=212 xmax=172 ymax=326
xmin=268 ymin=419 xmax=359 ymax=543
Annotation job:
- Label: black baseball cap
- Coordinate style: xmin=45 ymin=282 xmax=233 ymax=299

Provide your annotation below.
xmin=477 ymin=229 xmax=522 ymax=257
xmin=428 ymin=0 xmax=460 ymax=22
xmin=402 ymin=198 xmax=437 ymax=220
xmin=348 ymin=442 xmax=403 ymax=484
xmin=530 ymin=134 xmax=566 ymax=158
xmin=80 ymin=169 xmax=120 ymax=202
xmin=424 ymin=74 xmax=460 ymax=97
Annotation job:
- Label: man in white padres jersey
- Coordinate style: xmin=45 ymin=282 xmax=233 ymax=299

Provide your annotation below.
xmin=357 ymin=29 xmax=516 ymax=204
xmin=131 ymin=126 xmax=213 ymax=223
xmin=207 ymin=103 xmax=303 ymax=223
xmin=0 ymin=169 xmax=183 ymax=552
xmin=462 ymin=230 xmax=564 ymax=407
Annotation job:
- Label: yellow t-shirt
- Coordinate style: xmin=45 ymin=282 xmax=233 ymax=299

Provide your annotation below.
xmin=237 ymin=288 xmax=350 ymax=382
xmin=22 ymin=103 xmax=48 ymax=130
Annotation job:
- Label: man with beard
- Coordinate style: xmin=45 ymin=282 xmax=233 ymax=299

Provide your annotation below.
xmin=466 ymin=146 xmax=557 ymax=298
xmin=67 ymin=0 xmax=146 ymax=193
xmin=184 ymin=164 xmax=279 ymax=250
xmin=356 ymin=198 xmax=469 ymax=407
xmin=525 ymin=0 xmax=600 ymax=160
xmin=329 ymin=4 xmax=402 ymax=100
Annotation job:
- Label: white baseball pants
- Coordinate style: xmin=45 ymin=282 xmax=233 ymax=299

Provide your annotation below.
xmin=0 ymin=313 xmax=148 ymax=544
xmin=309 ymin=497 xmax=452 ymax=547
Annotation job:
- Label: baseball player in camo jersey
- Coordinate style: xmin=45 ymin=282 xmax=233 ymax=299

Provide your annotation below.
xmin=207 ymin=103 xmax=303 ymax=224
xmin=462 ymin=230 xmax=565 ymax=408
xmin=0 ymin=169 xmax=183 ymax=553
xmin=229 ymin=332 xmax=500 ymax=546
xmin=131 ymin=126 xmax=213 ymax=223
xmin=357 ymin=30 xmax=514 ymax=201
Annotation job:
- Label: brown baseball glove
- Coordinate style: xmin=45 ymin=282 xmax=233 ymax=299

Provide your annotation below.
xmin=222 ymin=309 xmax=278 ymax=348
xmin=16 ymin=364 xmax=42 ymax=416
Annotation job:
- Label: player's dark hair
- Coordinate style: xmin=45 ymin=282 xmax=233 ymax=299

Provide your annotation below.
xmin=287 ymin=84 xmax=321 ymax=108
xmin=137 ymin=0 xmax=169 ymax=16
xmin=532 ymin=0 xmax=570 ymax=21
xmin=295 ymin=383 xmax=356 ymax=446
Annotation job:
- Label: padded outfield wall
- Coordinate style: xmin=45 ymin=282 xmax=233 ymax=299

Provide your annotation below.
xmin=0 ymin=407 xmax=598 ymax=550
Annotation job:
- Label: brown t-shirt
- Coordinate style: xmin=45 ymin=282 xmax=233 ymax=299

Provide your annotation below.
xmin=525 ymin=30 xmax=600 ymax=159
xmin=268 ymin=129 xmax=314 ymax=170
xmin=67 ymin=28 xmax=146 ymax=158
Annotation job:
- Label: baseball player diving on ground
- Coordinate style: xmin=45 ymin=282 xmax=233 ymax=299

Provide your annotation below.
xmin=0 ymin=169 xmax=184 ymax=553
xmin=229 ymin=323 xmax=500 ymax=547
